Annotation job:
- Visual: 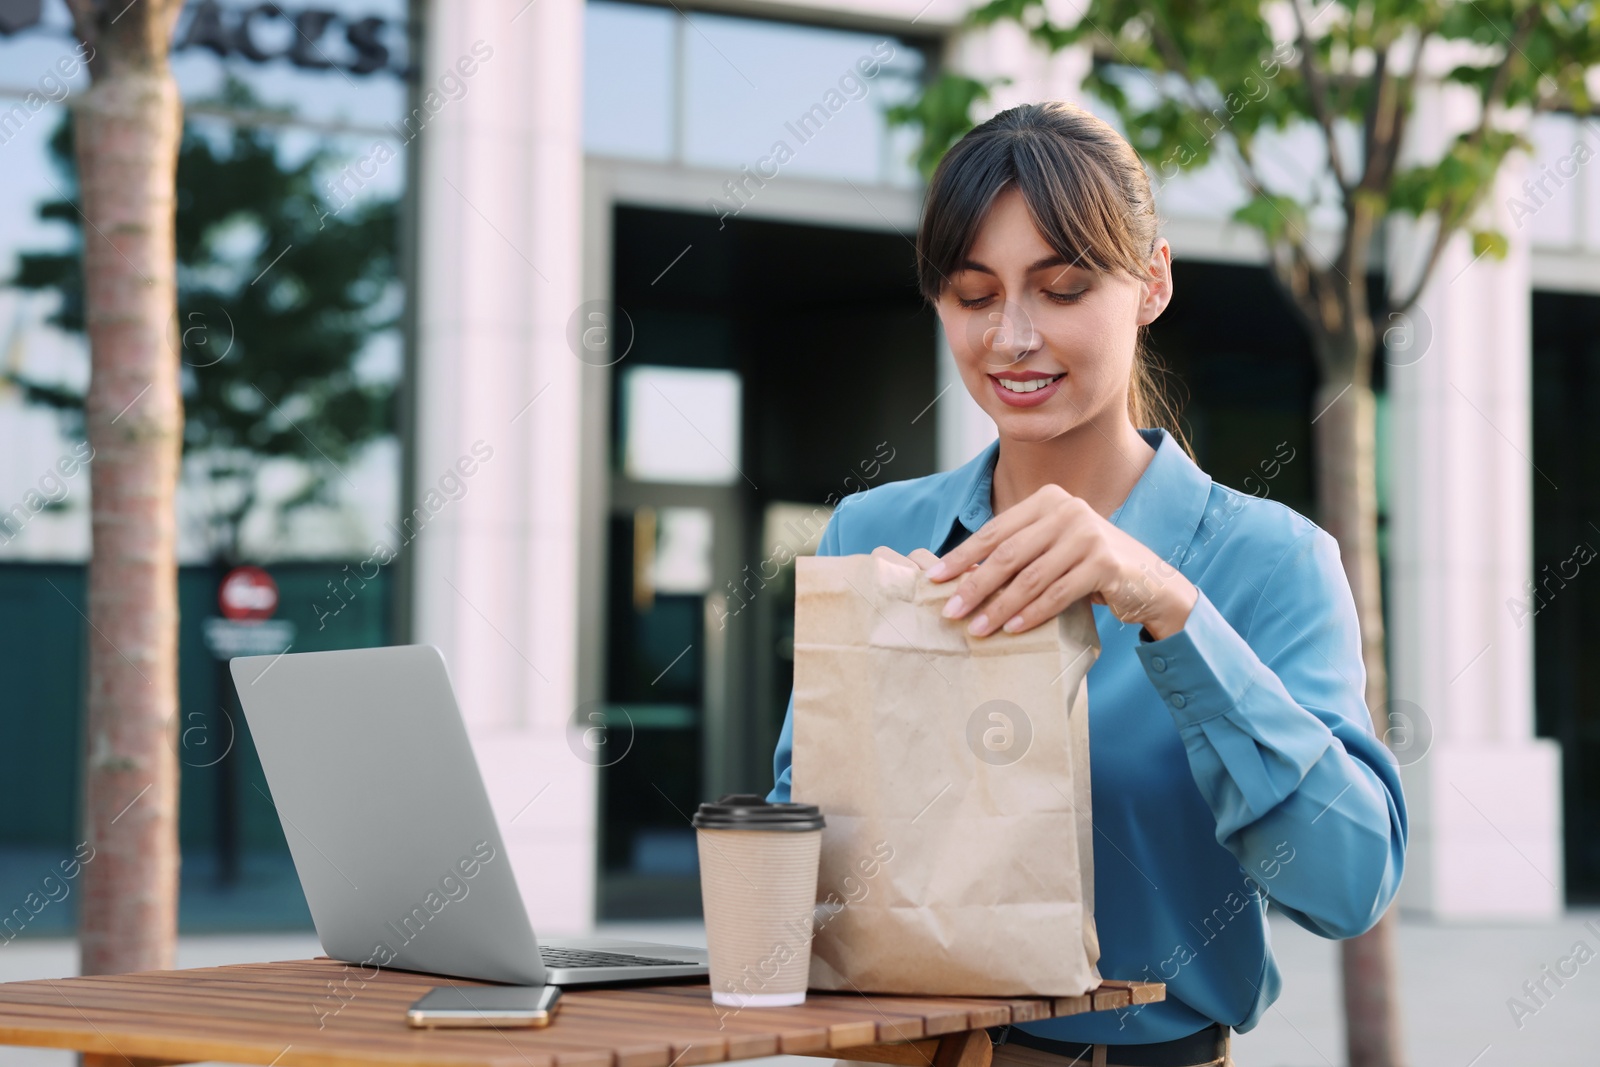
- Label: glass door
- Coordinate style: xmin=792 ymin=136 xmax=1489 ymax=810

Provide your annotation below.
xmin=591 ymin=204 xmax=940 ymax=918
xmin=597 ymin=366 xmax=747 ymax=918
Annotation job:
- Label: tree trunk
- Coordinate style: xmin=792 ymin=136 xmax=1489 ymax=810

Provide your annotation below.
xmin=1310 ymin=376 xmax=1406 ymax=1067
xmin=72 ymin=10 xmax=186 ymax=979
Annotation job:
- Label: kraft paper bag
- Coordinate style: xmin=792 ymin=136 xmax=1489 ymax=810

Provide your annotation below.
xmin=791 ymin=552 xmax=1102 ymax=996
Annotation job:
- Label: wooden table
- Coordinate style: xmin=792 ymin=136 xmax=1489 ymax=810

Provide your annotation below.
xmin=0 ymin=958 xmax=1163 ymax=1067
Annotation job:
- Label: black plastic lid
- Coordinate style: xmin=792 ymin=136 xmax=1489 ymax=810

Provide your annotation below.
xmin=692 ymin=793 xmax=825 ymax=831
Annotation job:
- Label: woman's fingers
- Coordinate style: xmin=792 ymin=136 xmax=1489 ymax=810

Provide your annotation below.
xmin=964 ymin=539 xmax=1089 ymax=636
xmin=941 ymin=517 xmax=1060 ymax=622
xmin=996 ymin=566 xmax=1102 ymax=635
xmin=872 ymin=545 xmax=982 ymax=575
xmin=926 ymin=489 xmax=1053 ymax=580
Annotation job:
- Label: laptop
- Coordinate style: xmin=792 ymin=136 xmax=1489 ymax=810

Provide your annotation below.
xmin=229 ymin=643 xmax=710 ymax=986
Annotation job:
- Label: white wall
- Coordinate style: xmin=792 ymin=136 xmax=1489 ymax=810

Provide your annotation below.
xmin=1386 ymin=85 xmax=1563 ymax=919
xmin=413 ymin=0 xmax=595 ymax=935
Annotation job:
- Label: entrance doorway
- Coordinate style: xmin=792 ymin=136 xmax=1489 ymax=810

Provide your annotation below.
xmin=1532 ymin=289 xmax=1600 ymax=903
xmin=596 ymin=204 xmax=938 ymax=918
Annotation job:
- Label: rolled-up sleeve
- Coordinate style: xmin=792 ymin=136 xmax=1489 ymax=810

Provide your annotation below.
xmin=1134 ymin=526 xmax=1407 ymax=940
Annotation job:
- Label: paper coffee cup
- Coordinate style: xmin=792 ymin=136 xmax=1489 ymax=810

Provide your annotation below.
xmin=693 ymin=794 xmax=825 ymax=1007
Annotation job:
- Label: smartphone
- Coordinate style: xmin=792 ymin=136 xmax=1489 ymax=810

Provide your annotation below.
xmin=406 ymin=984 xmax=562 ymax=1028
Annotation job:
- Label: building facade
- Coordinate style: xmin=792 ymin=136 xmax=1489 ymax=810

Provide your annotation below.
xmin=0 ymin=0 xmax=1587 ymax=934
xmin=410 ymin=0 xmax=1575 ymax=932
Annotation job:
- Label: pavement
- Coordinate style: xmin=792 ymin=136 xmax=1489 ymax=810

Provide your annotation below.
xmin=1 ymin=908 xmax=1596 ymax=1067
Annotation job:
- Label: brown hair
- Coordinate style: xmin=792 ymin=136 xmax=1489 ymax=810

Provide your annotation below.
xmin=915 ymin=100 xmax=1192 ymax=458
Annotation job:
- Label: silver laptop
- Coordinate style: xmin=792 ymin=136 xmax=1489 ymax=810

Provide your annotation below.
xmin=229 ymin=644 xmax=709 ymax=986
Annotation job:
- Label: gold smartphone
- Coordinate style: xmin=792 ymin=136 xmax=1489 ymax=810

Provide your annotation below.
xmin=406 ymin=984 xmax=562 ymax=1028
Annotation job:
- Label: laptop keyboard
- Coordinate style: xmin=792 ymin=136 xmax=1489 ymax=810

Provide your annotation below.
xmin=540 ymin=947 xmax=696 ymax=969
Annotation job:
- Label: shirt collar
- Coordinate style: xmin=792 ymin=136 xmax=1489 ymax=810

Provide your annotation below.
xmin=928 ymin=438 xmax=1002 ymax=552
xmin=930 ymin=427 xmax=1214 ymax=567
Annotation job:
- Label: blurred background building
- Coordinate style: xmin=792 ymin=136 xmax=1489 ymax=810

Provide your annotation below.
xmin=0 ymin=0 xmax=1589 ymax=937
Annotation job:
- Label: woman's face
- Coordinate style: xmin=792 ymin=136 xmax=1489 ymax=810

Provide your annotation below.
xmin=935 ymin=185 xmax=1172 ymax=443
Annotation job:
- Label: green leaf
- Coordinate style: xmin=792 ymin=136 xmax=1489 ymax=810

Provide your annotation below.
xmin=1470 ymin=229 xmax=1510 ymax=260
xmin=1232 ymin=193 xmax=1307 ymax=244
xmin=886 ymin=72 xmax=1010 ymax=181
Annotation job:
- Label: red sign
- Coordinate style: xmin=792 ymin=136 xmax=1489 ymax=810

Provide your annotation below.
xmin=219 ymin=566 xmax=278 ymax=622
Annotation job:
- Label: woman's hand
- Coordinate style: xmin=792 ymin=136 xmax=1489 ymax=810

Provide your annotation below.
xmin=923 ymin=484 xmax=1199 ymax=639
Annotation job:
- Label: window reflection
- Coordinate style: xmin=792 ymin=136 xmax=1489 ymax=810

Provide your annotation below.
xmin=583 ymin=1 xmax=676 ymax=160
xmin=583 ymin=0 xmax=925 ymax=187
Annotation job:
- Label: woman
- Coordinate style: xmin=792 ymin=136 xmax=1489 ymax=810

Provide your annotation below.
xmin=766 ymin=101 xmax=1407 ymax=1067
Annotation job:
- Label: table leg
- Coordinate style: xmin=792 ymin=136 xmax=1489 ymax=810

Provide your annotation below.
xmin=933 ymin=1028 xmax=993 ymax=1067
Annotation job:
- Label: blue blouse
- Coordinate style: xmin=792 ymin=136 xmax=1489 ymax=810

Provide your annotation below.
xmin=767 ymin=427 xmax=1407 ymax=1043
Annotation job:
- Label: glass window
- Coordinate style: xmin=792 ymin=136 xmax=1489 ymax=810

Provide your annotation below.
xmin=651 ymin=506 xmax=715 ymax=594
xmin=0 ymin=0 xmax=412 ymax=934
xmin=680 ymin=13 xmax=921 ymax=185
xmin=583 ymin=0 xmax=926 ymax=187
xmin=1524 ymin=111 xmax=1584 ymax=250
xmin=621 ymin=365 xmax=742 ymax=484
xmin=583 ymin=1 xmax=675 ymax=161
xmin=0 ymin=0 xmax=410 ymax=563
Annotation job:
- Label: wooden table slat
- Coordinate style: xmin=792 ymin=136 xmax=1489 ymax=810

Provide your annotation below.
xmin=586 ymin=986 xmax=882 ymax=1049
xmin=0 ymin=997 xmax=637 ymax=1061
xmin=0 ymin=991 xmax=645 ymax=1067
xmin=0 ymin=980 xmax=507 ymax=1034
xmin=567 ymin=990 xmax=834 ymax=1055
xmin=0 ymin=959 xmax=1162 ymax=1067
xmin=0 ymin=1012 xmax=565 ymax=1067
xmin=1088 ymin=986 xmax=1131 ymax=1012
xmin=1095 ymin=980 xmax=1164 ymax=1006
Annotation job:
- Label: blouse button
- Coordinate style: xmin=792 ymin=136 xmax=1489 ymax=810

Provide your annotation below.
xmin=1170 ymin=692 xmax=1187 ymax=709
xmin=1150 ymin=656 xmax=1167 ymax=672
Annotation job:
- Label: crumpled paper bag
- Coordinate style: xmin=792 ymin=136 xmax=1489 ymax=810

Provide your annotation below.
xmin=791 ymin=552 xmax=1101 ymax=996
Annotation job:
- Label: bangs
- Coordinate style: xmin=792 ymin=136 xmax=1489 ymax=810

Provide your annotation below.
xmin=915 ymin=105 xmax=1155 ymax=304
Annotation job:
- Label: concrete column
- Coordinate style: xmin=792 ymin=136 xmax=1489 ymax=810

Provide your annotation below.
xmin=412 ymin=0 xmax=594 ymax=935
xmin=1387 ymin=82 xmax=1563 ymax=919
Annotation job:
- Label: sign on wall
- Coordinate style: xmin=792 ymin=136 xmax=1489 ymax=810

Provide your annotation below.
xmin=204 ymin=565 xmax=296 ymax=659
xmin=0 ymin=0 xmax=413 ymax=78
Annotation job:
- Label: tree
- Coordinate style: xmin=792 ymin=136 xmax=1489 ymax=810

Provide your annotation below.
xmin=48 ymin=0 xmax=190 ymax=987
xmin=892 ymin=3 xmax=1600 ymax=1065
